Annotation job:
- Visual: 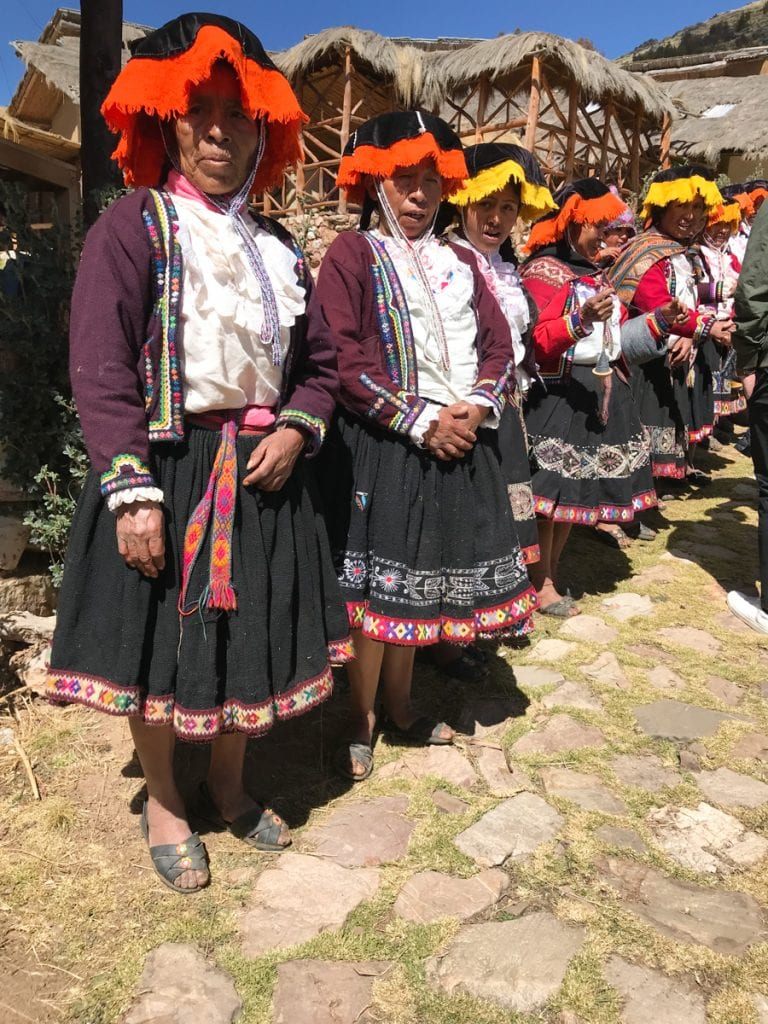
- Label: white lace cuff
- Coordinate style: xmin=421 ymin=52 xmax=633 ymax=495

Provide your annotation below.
xmin=408 ymin=403 xmax=442 ymax=447
xmin=107 ymin=487 xmax=165 ymax=512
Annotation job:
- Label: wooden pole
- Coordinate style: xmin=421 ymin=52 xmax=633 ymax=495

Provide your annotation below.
xmin=475 ymin=75 xmax=489 ymax=143
xmin=338 ymin=47 xmax=353 ymax=213
xmin=660 ymin=111 xmax=672 ymax=170
xmin=630 ymin=107 xmax=642 ymax=191
xmin=79 ymin=0 xmax=123 ymax=227
xmin=564 ymin=80 xmax=580 ymax=180
xmin=524 ymin=56 xmax=542 ymax=151
xmin=599 ymin=100 xmax=614 ymax=180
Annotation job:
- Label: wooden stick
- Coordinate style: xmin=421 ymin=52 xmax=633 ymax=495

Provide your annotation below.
xmin=13 ymin=732 xmax=40 ymax=801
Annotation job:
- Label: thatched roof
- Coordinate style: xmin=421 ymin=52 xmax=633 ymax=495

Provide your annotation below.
xmin=663 ymin=75 xmax=768 ymax=162
xmin=430 ymin=32 xmax=674 ymax=117
xmin=275 ymin=27 xmax=674 ymax=119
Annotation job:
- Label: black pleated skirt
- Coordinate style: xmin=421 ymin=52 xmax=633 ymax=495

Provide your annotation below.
xmin=494 ymin=401 xmax=539 ymax=564
xmin=46 ymin=426 xmax=352 ymax=742
xmin=317 ymin=410 xmax=537 ymax=645
xmin=630 ymin=354 xmax=688 ymax=479
xmin=526 ymin=364 xmax=656 ymax=524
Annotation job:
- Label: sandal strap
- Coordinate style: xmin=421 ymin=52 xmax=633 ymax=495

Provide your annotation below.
xmin=229 ymin=805 xmax=287 ymax=844
xmin=148 ymin=833 xmax=208 ymax=883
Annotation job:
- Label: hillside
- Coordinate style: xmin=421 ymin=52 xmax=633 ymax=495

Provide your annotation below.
xmin=625 ymin=1 xmax=768 ymax=62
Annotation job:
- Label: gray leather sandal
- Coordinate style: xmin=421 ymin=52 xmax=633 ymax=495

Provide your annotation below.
xmin=333 ymin=740 xmax=374 ymax=781
xmin=140 ymin=801 xmax=209 ymax=894
xmin=196 ymin=782 xmax=291 ymax=853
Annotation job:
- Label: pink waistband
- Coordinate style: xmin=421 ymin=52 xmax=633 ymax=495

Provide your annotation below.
xmin=186 ymin=404 xmax=276 ymax=431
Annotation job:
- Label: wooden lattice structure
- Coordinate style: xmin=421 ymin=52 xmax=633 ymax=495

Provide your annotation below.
xmin=271 ymin=29 xmax=675 ymax=214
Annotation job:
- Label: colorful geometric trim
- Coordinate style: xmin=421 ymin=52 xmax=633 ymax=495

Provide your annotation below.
xmin=688 ymin=424 xmax=714 ymax=444
xmin=692 ymin=313 xmax=716 ymax=346
xmin=470 ymin=360 xmax=515 ymax=417
xmin=647 ymin=309 xmax=672 ymax=340
xmin=651 ymin=460 xmax=686 ymax=479
xmin=143 ymin=190 xmax=185 ymax=442
xmin=46 ymin=664 xmax=334 ymax=742
xmin=533 ymin=490 xmax=657 ymax=525
xmin=364 ymin=232 xmax=418 ymax=392
xmin=359 ymin=373 xmax=427 ymax=435
xmin=521 ymin=543 xmax=541 ymax=565
xmin=566 ymin=305 xmax=591 ymax=342
xmin=607 ymin=233 xmax=684 ymax=308
xmin=714 ymin=396 xmax=747 ymax=416
xmin=99 ymin=453 xmax=156 ymax=496
xmin=327 ymin=636 xmax=355 ymax=664
xmin=275 ymin=409 xmax=326 ymax=452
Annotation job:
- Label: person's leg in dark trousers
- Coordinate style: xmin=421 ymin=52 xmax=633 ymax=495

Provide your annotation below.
xmin=748 ymin=367 xmax=768 ymax=611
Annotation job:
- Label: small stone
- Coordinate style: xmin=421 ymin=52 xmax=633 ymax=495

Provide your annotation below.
xmin=695 ymin=768 xmax=768 ymax=808
xmin=603 ymin=955 xmax=706 ymax=1024
xmin=625 ymin=644 xmax=671 ymax=664
xmin=541 ymin=768 xmax=627 ymax=814
xmin=602 ymin=593 xmax=654 ymax=621
xmin=679 ymin=749 xmax=701 ymax=771
xmin=714 ymin=609 xmax=758 ymax=635
xmin=0 ymin=574 xmax=56 ymax=616
xmin=0 ymin=516 xmax=30 ymax=572
xmin=646 ymin=666 xmax=686 ymax=692
xmin=124 ymin=943 xmax=241 ymax=1024
xmin=648 ymin=802 xmax=768 ymax=874
xmin=560 ymin=615 xmax=618 ymax=644
xmin=272 ymin=960 xmax=392 ymax=1024
xmin=611 ymin=754 xmax=679 ymax=792
xmin=432 ymin=789 xmax=470 ymax=815
xmin=414 ymin=746 xmax=479 ymax=788
xmin=597 ymin=856 xmax=768 ymax=954
xmin=581 ymin=651 xmax=631 ymax=689
xmin=512 ymin=665 xmax=565 ymax=690
xmin=633 ymin=700 xmax=745 ymax=741
xmin=302 ymin=797 xmax=414 ymax=868
xmin=540 ymin=681 xmax=602 ymax=712
xmin=731 ymin=733 xmax=768 ymax=762
xmin=454 ymin=792 xmax=563 ymax=867
xmin=457 ymin=697 xmax=519 ymax=738
xmin=530 ymin=639 xmax=578 ymax=662
xmin=0 ymin=727 xmax=14 ymax=748
xmin=394 ymin=868 xmax=508 ymax=923
xmin=475 ymin=746 xmax=532 ymax=795
xmin=426 ymin=913 xmax=585 ymax=1012
xmin=240 ymin=854 xmax=380 ymax=956
xmin=512 ymin=714 xmax=606 ymax=755
xmin=705 ymin=676 xmax=744 ymax=706
xmin=658 ymin=626 xmax=722 ymax=654
xmin=596 ymin=825 xmax=647 ymax=854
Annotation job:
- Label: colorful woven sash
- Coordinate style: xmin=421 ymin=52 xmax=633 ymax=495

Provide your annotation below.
xmin=179 ymin=414 xmax=240 ymax=616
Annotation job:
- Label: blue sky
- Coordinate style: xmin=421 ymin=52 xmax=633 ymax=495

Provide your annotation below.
xmin=0 ymin=0 xmax=734 ymax=105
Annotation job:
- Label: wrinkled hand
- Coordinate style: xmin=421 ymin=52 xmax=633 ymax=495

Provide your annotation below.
xmin=668 ymin=335 xmax=693 ymax=369
xmin=116 ymin=501 xmax=165 ymax=578
xmin=711 ymin=319 xmax=735 ymax=347
xmin=657 ymin=297 xmax=689 ymax=325
xmin=581 ymin=288 xmax=615 ymax=325
xmin=243 ymin=427 xmax=306 ymax=490
xmin=424 ymin=402 xmax=488 ymax=461
xmin=596 ymin=245 xmax=623 ymax=266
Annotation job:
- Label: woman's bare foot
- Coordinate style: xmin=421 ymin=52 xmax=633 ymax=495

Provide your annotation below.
xmin=144 ymin=795 xmax=210 ymax=890
xmin=204 ymin=779 xmax=291 ymax=847
xmin=382 ymin=700 xmax=454 ymax=743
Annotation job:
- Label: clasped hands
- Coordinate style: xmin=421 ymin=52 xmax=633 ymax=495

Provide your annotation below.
xmin=422 ymin=401 xmax=489 ymax=461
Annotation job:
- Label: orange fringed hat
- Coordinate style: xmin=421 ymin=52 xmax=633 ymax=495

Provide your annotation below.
xmin=337 ymin=111 xmax=467 ymax=204
xmin=707 ymin=198 xmax=741 ymax=232
xmin=102 ymin=13 xmax=307 ymax=193
xmin=524 ymin=179 xmax=628 ymax=254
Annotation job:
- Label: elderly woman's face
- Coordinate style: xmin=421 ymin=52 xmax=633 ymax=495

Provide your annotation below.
xmin=568 ymin=220 xmax=607 ymax=263
xmin=373 ymin=159 xmax=443 ymax=240
xmin=174 ymin=62 xmax=260 ymax=194
xmin=463 ymin=183 xmax=521 ymax=254
xmin=658 ymin=198 xmax=707 ymax=242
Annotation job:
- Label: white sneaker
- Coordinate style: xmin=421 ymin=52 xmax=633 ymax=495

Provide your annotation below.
xmin=726 ymin=591 xmax=768 ymax=635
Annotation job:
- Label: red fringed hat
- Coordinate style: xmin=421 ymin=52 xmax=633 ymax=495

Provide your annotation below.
xmin=525 ymin=179 xmax=628 ymax=253
xmin=102 ymin=12 xmax=307 ymax=193
xmin=337 ymin=111 xmax=467 ymax=204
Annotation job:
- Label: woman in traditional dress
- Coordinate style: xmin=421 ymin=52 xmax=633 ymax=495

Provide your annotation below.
xmin=313 ymin=112 xmax=538 ymax=780
xmin=45 ymin=13 xmax=352 ymax=892
xmin=519 ymin=179 xmax=678 ymax=615
xmin=609 ymin=166 xmax=734 ymax=486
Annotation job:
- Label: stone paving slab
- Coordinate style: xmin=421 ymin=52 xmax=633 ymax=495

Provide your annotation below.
xmin=530 ymin=639 xmax=578 ymax=662
xmin=241 ymin=854 xmax=381 ymax=957
xmin=560 ymin=615 xmax=618 ymax=644
xmin=512 ymin=714 xmax=606 ymax=755
xmin=596 ymin=825 xmax=648 ymax=854
xmin=603 ymin=955 xmax=706 ymax=1024
xmin=601 ymin=593 xmax=654 ymax=621
xmin=581 ymin=651 xmax=631 ymax=690
xmin=426 ymin=912 xmax=585 ymax=1012
xmin=540 ymin=681 xmax=602 ymax=712
xmin=633 ymin=700 xmax=746 ymax=741
xmin=695 ymin=767 xmax=768 ymax=808
xmin=377 ymin=746 xmax=478 ymax=788
xmin=475 ymin=745 xmax=532 ymax=795
xmin=302 ymin=797 xmax=414 ymax=868
xmin=432 ymin=789 xmax=470 ymax=815
xmin=272 ymin=960 xmax=392 ymax=1024
xmin=597 ymin=856 xmax=768 ymax=954
xmin=646 ymin=666 xmax=686 ymax=693
xmin=730 ymin=733 xmax=768 ymax=762
xmin=611 ymin=754 xmax=680 ymax=793
xmin=647 ymin=802 xmax=768 ymax=874
xmin=512 ymin=665 xmax=566 ymax=690
xmin=541 ymin=767 xmax=628 ymax=815
xmin=124 ymin=943 xmax=241 ymax=1024
xmin=657 ymin=626 xmax=722 ymax=654
xmin=393 ymin=868 xmax=508 ymax=923
xmin=625 ymin=643 xmax=672 ymax=664
xmin=454 ymin=792 xmax=563 ymax=867
xmin=705 ymin=675 xmax=744 ymax=706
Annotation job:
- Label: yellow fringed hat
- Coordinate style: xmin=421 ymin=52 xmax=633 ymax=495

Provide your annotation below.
xmin=707 ymin=198 xmax=741 ymax=232
xmin=449 ymin=143 xmax=556 ymax=223
xmin=640 ymin=165 xmax=722 ymax=222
